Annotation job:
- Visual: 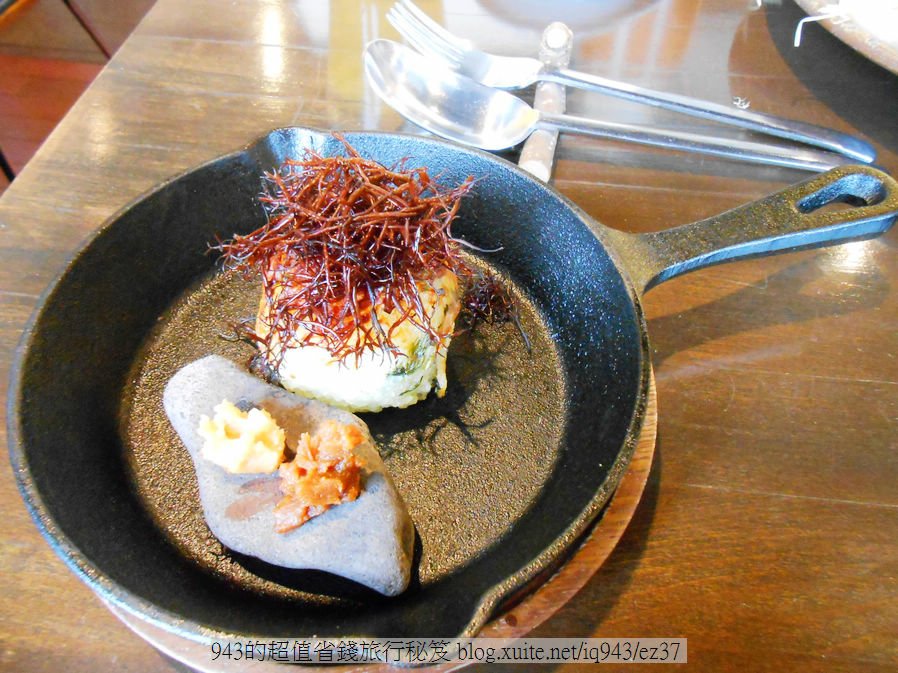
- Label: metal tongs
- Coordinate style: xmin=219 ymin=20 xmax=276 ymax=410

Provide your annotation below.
xmin=374 ymin=0 xmax=876 ymax=171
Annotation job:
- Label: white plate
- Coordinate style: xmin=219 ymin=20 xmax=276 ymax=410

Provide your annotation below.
xmin=794 ymin=0 xmax=898 ymax=75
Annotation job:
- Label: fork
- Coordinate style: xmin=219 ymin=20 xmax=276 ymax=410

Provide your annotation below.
xmin=387 ymin=0 xmax=876 ymax=164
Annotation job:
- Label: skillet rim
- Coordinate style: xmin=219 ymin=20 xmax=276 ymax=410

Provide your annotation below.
xmin=6 ymin=126 xmax=653 ymax=645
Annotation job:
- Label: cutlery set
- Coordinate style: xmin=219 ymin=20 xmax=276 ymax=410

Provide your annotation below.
xmin=366 ymin=0 xmax=876 ymax=171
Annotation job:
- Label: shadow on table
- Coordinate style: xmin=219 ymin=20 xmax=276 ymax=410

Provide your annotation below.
xmin=766 ymin=0 xmax=898 ymax=155
xmin=527 ymin=437 xmax=664 ymax=642
xmin=527 ymin=250 xmax=889 ymax=643
xmin=524 ymin=279 xmax=885 ymax=656
xmin=645 ymin=254 xmax=889 ymax=368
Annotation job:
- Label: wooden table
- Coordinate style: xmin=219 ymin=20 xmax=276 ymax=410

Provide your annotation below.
xmin=2 ymin=1 xmax=896 ymax=670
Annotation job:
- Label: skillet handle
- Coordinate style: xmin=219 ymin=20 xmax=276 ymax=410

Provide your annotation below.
xmin=606 ymin=165 xmax=898 ymax=294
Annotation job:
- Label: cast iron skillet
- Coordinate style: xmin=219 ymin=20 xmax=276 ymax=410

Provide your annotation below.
xmin=8 ymin=127 xmax=898 ymax=646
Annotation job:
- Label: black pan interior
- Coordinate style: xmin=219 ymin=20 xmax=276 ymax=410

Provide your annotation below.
xmin=10 ymin=128 xmax=646 ymax=640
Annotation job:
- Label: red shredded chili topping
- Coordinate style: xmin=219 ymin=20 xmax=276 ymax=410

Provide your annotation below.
xmin=463 ymin=273 xmax=516 ymax=326
xmin=215 ymin=136 xmax=479 ymax=363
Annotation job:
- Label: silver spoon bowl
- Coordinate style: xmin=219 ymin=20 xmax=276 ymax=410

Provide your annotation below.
xmin=363 ymin=39 xmax=851 ymax=173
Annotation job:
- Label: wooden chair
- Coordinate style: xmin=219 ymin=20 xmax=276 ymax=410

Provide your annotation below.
xmin=1 ymin=0 xmax=17 ymax=182
xmin=0 ymin=0 xmax=116 ymax=184
xmin=0 ymin=149 xmax=13 ymax=182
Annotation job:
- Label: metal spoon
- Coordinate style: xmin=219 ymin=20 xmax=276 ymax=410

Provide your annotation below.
xmin=387 ymin=0 xmax=876 ymax=164
xmin=363 ymin=39 xmax=850 ymax=173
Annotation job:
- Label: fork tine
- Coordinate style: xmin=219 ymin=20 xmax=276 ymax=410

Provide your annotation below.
xmin=387 ymin=4 xmax=464 ymax=64
xmin=388 ymin=2 xmax=462 ymax=59
xmin=396 ymin=0 xmax=473 ymax=51
xmin=388 ymin=11 xmax=455 ymax=64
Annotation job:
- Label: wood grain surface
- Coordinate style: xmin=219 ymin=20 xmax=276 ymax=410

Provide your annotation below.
xmin=2 ymin=1 xmax=897 ymax=671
